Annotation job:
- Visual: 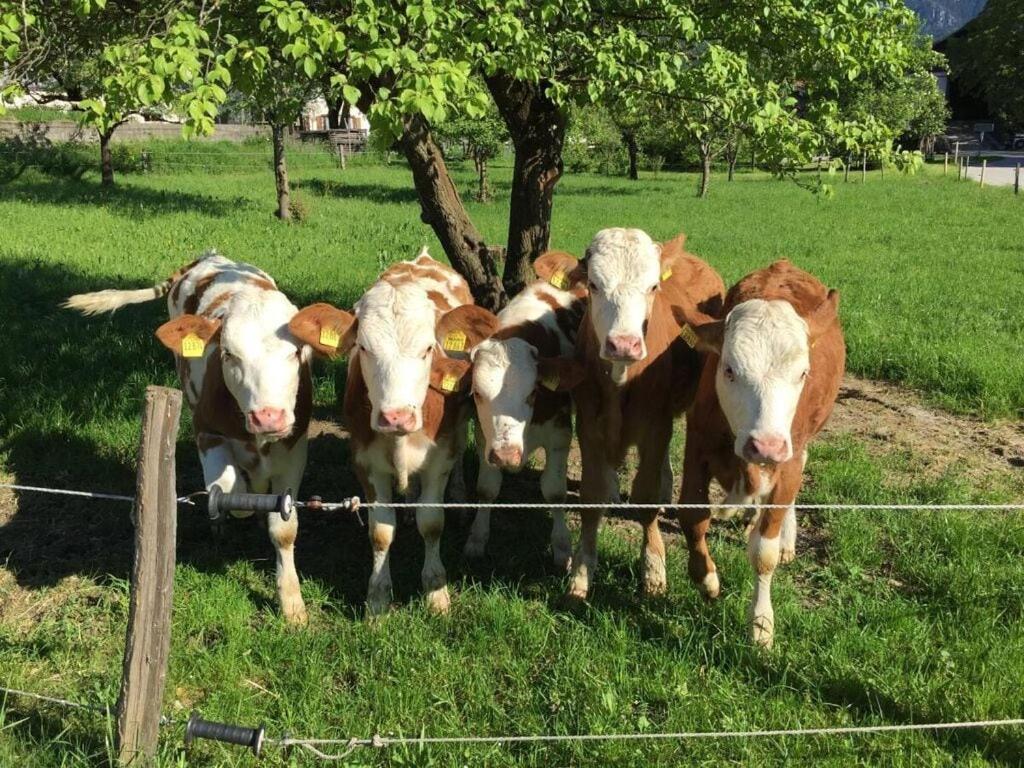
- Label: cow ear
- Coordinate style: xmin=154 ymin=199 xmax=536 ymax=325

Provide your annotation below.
xmin=289 ymin=303 xmax=357 ymax=358
xmin=436 ymin=305 xmax=500 ymax=355
xmin=533 ymin=250 xmax=587 ymax=292
xmin=536 ymin=356 xmax=587 ymax=392
xmin=806 ymin=289 xmax=839 ymax=342
xmin=429 ymin=355 xmax=472 ymax=396
xmin=155 ymin=314 xmax=221 ymax=357
xmin=688 ymin=319 xmax=725 ymax=354
xmin=657 ymin=233 xmax=687 ymax=280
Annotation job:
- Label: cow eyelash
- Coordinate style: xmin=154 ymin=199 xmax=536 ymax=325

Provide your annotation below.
xmin=422 ymin=345 xmax=434 ymax=359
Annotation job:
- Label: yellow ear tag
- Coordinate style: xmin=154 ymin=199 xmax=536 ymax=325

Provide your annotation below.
xmin=443 ymin=329 xmax=467 ymax=353
xmin=540 ymin=371 xmax=560 ymax=391
xmin=660 ymin=268 xmax=673 ymax=282
xmin=319 ymin=326 xmax=341 ymax=349
xmin=181 ymin=333 xmax=205 ymax=358
xmin=679 ymin=324 xmax=699 ymax=348
xmin=441 ymin=373 xmax=459 ymax=393
xmin=549 ymin=270 xmax=569 ymax=290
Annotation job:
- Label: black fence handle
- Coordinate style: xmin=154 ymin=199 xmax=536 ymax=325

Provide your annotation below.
xmin=207 ymin=487 xmax=293 ymax=521
xmin=185 ymin=711 xmax=266 ymax=756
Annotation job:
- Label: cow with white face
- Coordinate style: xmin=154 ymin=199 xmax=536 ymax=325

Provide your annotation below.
xmin=446 ymin=251 xmax=587 ymax=567
xmin=676 ymin=259 xmax=845 ymax=648
xmin=569 ymin=228 xmax=726 ymax=604
xmin=289 ymin=249 xmax=493 ymax=615
xmin=64 ymin=252 xmax=318 ymax=624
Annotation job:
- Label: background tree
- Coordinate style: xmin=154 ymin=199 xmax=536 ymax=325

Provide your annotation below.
xmin=946 ymin=0 xmax=1024 ymax=131
xmin=436 ymin=101 xmax=508 ymax=202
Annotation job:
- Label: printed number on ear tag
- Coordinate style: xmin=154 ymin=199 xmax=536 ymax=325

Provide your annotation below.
xmin=441 ymin=373 xmax=459 ymax=393
xmin=679 ymin=324 xmax=699 ymax=349
xmin=540 ymin=372 xmax=560 ymax=391
xmin=660 ymin=268 xmax=673 ymax=282
xmin=443 ymin=329 xmax=467 ymax=353
xmin=549 ymin=271 xmax=569 ymax=290
xmin=319 ymin=326 xmax=341 ymax=349
xmin=181 ymin=333 xmax=205 ymax=358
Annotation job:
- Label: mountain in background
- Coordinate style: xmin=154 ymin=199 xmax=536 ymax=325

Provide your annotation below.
xmin=904 ymin=0 xmax=988 ymax=40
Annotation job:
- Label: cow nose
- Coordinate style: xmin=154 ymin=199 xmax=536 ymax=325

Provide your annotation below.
xmin=378 ymin=407 xmax=417 ymax=434
xmin=248 ymin=407 xmax=289 ymax=434
xmin=604 ymin=334 xmax=644 ymax=361
xmin=743 ymin=434 xmax=789 ymax=465
xmin=488 ymin=446 xmax=523 ymax=469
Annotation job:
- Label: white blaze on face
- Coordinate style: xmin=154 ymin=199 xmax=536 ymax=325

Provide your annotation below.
xmin=585 ymin=228 xmax=661 ymax=368
xmin=218 ymin=292 xmax=307 ymax=436
xmin=355 ymin=281 xmax=437 ymax=434
xmin=716 ymin=299 xmax=811 ymax=465
xmin=471 ymin=338 xmax=538 ymax=468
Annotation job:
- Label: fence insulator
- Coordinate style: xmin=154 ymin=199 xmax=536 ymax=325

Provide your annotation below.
xmin=207 ymin=487 xmax=293 ymax=521
xmin=185 ymin=711 xmax=266 ymax=756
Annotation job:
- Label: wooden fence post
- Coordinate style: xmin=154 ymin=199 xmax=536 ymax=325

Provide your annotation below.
xmin=117 ymin=386 xmax=182 ymax=765
xmin=1016 ymin=163 xmax=1020 ymax=195
xmin=943 ymin=152 xmax=948 ymax=175
xmin=980 ymin=159 xmax=987 ymax=187
xmin=844 ymin=154 xmax=850 ymax=183
xmin=861 ymin=152 xmax=867 ymax=182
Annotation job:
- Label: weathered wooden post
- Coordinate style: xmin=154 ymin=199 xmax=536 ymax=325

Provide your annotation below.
xmin=954 ymin=141 xmax=960 ymax=163
xmin=943 ymin=152 xmax=948 ymax=175
xmin=980 ymin=159 xmax=987 ymax=187
xmin=957 ymin=157 xmax=963 ymax=181
xmin=844 ymin=154 xmax=850 ymax=183
xmin=1016 ymin=163 xmax=1021 ymax=195
xmin=861 ymin=152 xmax=867 ymax=182
xmin=117 ymin=386 xmax=182 ymax=765
xmin=965 ymin=156 xmax=971 ymax=181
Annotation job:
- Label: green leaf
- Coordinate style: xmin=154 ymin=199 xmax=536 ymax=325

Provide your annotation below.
xmin=302 ymin=56 xmax=316 ymax=78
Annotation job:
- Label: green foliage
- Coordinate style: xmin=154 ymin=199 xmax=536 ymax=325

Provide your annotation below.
xmin=563 ymin=105 xmax=625 ymax=175
xmin=436 ymin=103 xmax=507 ymax=167
xmin=947 ymin=0 xmax=1024 ymax=131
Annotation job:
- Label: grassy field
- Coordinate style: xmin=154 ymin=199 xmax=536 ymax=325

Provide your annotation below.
xmin=1 ymin=146 xmax=1023 ymax=766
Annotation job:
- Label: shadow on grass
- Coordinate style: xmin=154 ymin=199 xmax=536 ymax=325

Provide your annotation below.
xmin=293 ymin=178 xmax=420 ymax=205
xmin=0 ymin=175 xmax=239 ymax=218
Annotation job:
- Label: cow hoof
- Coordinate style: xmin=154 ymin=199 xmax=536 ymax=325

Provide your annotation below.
xmin=560 ymin=586 xmax=590 ymax=612
xmin=780 ymin=547 xmax=796 ymax=565
xmin=463 ymin=537 xmax=487 ymax=560
xmin=698 ymin=571 xmax=721 ymax=600
xmin=366 ymin=590 xmax=392 ymax=618
xmin=642 ymin=554 xmax=667 ymax=597
xmin=282 ymin=597 xmax=308 ymax=626
xmin=425 ymin=588 xmax=451 ymax=615
xmin=751 ymin=616 xmax=774 ymax=649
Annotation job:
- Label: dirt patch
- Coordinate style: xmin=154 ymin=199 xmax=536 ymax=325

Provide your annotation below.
xmin=824 ymin=376 xmax=1024 ymax=483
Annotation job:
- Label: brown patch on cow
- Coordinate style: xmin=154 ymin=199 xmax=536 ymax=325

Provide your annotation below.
xmin=184 ymin=274 xmax=217 ymax=315
xmin=427 ymin=290 xmax=453 ymax=313
xmin=201 ymin=290 xmax=233 ymax=319
xmin=284 ymin=361 xmax=313 ymax=448
xmin=196 ymin=433 xmax=224 ymax=451
xmin=192 ymin=353 xmax=251 ymax=441
xmin=493 ymin=321 xmax=561 ymax=358
xmin=247 ymin=277 xmax=276 ymax=292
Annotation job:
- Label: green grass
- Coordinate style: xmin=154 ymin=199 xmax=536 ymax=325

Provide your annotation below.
xmin=0 ymin=105 xmax=78 ymax=123
xmin=1 ymin=146 xmax=1023 ymax=766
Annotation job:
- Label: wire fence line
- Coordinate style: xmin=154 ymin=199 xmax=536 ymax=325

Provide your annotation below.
xmin=3 ymin=482 xmax=1023 ymax=513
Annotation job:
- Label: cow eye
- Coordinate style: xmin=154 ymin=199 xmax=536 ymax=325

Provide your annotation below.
xmin=800 ymin=369 xmax=809 ymax=381
xmin=724 ymin=365 xmax=735 ymax=382
xmin=222 ymin=351 xmax=237 ymax=363
xmin=423 ymin=344 xmax=434 ymax=359
xmin=587 ymin=281 xmax=598 ymax=292
xmin=649 ymin=284 xmax=658 ymax=293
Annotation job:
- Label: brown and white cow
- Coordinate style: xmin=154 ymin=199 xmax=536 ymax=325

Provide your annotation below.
xmin=64 ymin=252 xmax=316 ymax=623
xmin=676 ymin=259 xmax=845 ymax=648
xmin=289 ymin=248 xmax=494 ymax=615
xmin=567 ymin=228 xmax=725 ymax=603
xmin=447 ymin=252 xmax=587 ymax=567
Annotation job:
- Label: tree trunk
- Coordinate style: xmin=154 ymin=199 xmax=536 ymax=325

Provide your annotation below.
xmin=272 ymin=123 xmax=291 ymax=221
xmin=726 ymin=141 xmax=738 ymax=181
xmin=397 ymin=113 xmax=506 ymax=311
xmin=476 ymin=155 xmax=489 ymax=202
xmin=99 ymin=129 xmax=114 ymax=187
xmin=326 ymin=95 xmax=345 ymax=129
xmin=698 ymin=143 xmax=712 ymax=198
xmin=625 ymin=131 xmax=639 ymax=180
xmin=486 ymin=74 xmax=567 ymax=298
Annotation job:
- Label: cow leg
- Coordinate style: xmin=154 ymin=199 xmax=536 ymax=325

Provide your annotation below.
xmin=541 ymin=437 xmax=572 ymax=572
xmin=417 ymin=471 xmax=450 ymax=614
xmin=632 ymin=427 xmax=672 ymax=597
xmin=566 ymin=462 xmax=615 ymax=603
xmin=465 ymin=457 xmax=500 ymax=560
xmin=365 ymin=472 xmax=396 ymax=616
xmin=779 ymin=450 xmax=805 ymax=565
xmin=267 ymin=440 xmax=308 ymax=625
xmin=748 ymin=461 xmax=803 ymax=648
xmin=677 ymin=433 xmax=719 ymax=599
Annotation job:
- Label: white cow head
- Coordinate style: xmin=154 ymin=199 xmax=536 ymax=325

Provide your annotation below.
xmin=580 ymin=228 xmax=683 ymax=381
xmin=468 ymin=335 xmax=585 ymax=470
xmin=687 ymin=290 xmax=839 ymax=465
xmin=289 ymin=289 xmax=494 ymax=436
xmin=156 ymin=292 xmax=312 ymax=437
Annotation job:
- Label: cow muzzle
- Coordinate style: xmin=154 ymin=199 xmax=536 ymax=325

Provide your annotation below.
xmin=247 ymin=407 xmax=292 ymax=436
xmin=377 ymin=407 xmax=418 ymax=434
xmin=741 ymin=433 xmax=791 ymax=465
xmin=487 ymin=445 xmax=524 ymax=470
xmin=603 ymin=334 xmax=645 ymax=362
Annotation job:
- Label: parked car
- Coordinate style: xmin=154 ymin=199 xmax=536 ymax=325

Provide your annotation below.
xmin=1008 ymin=134 xmax=1024 ymax=150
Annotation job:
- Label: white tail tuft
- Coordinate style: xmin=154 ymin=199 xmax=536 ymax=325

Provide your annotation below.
xmin=62 ymin=285 xmax=166 ymax=316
